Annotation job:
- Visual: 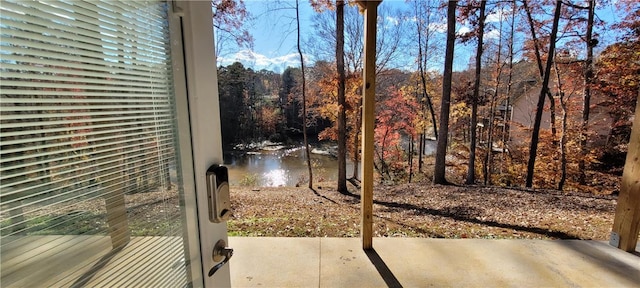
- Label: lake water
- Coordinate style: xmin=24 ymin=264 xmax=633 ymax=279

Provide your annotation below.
xmin=224 ymin=140 xmax=436 ymax=187
xmin=224 ymin=144 xmax=355 ymax=187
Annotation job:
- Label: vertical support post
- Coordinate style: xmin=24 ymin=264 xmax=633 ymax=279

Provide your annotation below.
xmin=358 ymin=0 xmax=380 ymax=250
xmin=105 ymin=157 xmax=130 ymax=249
xmin=611 ymin=96 xmax=640 ymax=252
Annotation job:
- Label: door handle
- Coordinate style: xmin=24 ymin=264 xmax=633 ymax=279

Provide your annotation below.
xmin=208 ymin=239 xmax=233 ymax=277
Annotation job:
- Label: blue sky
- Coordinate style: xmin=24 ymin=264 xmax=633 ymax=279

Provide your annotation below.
xmin=217 ymin=0 xmax=447 ymax=72
xmin=216 ymin=0 xmax=315 ymax=72
xmin=216 ymin=0 xmax=622 ymax=73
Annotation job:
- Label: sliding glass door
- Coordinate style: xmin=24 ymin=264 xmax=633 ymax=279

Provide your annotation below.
xmin=0 ymin=1 xmax=225 ymax=286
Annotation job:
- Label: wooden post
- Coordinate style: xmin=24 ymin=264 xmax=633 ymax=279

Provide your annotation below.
xmin=611 ymin=96 xmax=640 ymax=252
xmin=105 ymin=155 xmax=130 ymax=249
xmin=356 ymin=0 xmax=380 ymax=250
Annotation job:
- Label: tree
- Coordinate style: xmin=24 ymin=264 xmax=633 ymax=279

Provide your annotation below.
xmin=463 ymin=0 xmax=487 ymax=185
xmin=374 ymin=86 xmax=420 ymax=182
xmin=212 ymin=0 xmax=253 ymax=59
xmin=525 ymin=0 xmax=562 ymax=188
xmin=296 ymin=0 xmax=313 ymax=189
xmin=553 ymin=55 xmax=581 ymax=190
xmin=483 ymin=8 xmax=507 ymax=186
xmin=336 ymin=0 xmax=347 ymax=193
xmin=499 ymin=0 xmax=517 ymax=179
xmin=577 ymin=0 xmax=595 ymax=185
xmin=522 ymin=0 xmax=558 ymax=143
xmin=433 ymin=0 xmax=457 ymax=185
xmin=412 ymin=0 xmax=441 ymax=173
xmin=308 ymin=4 xmax=409 ymax=182
xmin=218 ymin=62 xmax=250 ymax=147
xmin=280 ymin=67 xmax=303 ymax=134
xmin=593 ymin=40 xmax=640 ymax=169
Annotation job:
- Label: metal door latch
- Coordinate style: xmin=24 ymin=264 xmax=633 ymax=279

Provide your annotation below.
xmin=208 ymin=239 xmax=233 ymax=277
xmin=206 ymin=165 xmax=231 ymax=223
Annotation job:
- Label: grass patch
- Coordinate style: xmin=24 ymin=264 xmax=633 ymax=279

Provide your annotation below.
xmin=1 ymin=212 xmax=107 ymax=235
xmin=129 ymin=218 xmax=181 ymax=236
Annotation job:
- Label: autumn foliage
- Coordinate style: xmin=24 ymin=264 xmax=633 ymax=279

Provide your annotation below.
xmin=215 ymin=0 xmax=637 ymax=194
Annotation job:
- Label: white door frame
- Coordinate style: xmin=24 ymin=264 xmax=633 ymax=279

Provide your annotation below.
xmin=169 ymin=1 xmax=230 ymax=287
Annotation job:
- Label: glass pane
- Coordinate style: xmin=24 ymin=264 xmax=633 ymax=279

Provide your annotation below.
xmin=0 ymin=1 xmax=196 ymax=286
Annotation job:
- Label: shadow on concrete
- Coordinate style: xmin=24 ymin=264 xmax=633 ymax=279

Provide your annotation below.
xmin=560 ymin=241 xmax=640 ymax=284
xmin=71 ymin=245 xmax=124 ymax=288
xmin=364 ymin=249 xmax=403 ymax=288
xmin=323 ymin=184 xmax=637 ymax=284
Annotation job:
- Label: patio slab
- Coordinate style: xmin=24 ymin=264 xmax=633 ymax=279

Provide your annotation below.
xmin=229 ymin=237 xmax=640 ymax=287
xmin=229 ymin=237 xmax=321 ymax=287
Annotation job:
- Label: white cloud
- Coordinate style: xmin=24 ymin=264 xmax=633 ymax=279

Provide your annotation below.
xmin=486 ymin=7 xmax=511 ymax=23
xmin=428 ymin=22 xmax=447 ymax=33
xmin=385 ymin=16 xmax=400 ymax=26
xmin=485 ymin=29 xmax=501 ymax=40
xmin=217 ymin=49 xmax=314 ymax=72
xmin=457 ymin=26 xmax=471 ymax=36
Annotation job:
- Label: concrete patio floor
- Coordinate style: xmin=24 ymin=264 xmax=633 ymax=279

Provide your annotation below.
xmin=228 ymin=237 xmax=639 ymax=287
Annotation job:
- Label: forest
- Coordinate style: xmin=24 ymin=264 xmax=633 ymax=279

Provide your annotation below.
xmin=214 ymin=0 xmax=639 ymax=193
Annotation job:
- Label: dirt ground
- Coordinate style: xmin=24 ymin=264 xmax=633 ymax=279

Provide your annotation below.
xmin=229 ymin=182 xmax=617 ymax=240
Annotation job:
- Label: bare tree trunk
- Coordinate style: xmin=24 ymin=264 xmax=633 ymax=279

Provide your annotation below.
xmin=525 ymin=0 xmax=562 ymax=188
xmin=415 ymin=1 xmax=438 ymax=140
xmin=409 ymin=135 xmax=414 ymax=183
xmin=554 ymin=60 xmax=568 ymax=190
xmin=484 ymin=99 xmax=494 ymax=185
xmin=485 ymin=88 xmax=498 ymax=185
xmin=467 ymin=98 xmax=479 ymax=184
xmin=418 ymin=132 xmax=424 ymax=172
xmin=466 ymin=0 xmax=486 ymax=185
xmin=484 ymin=11 xmax=505 ymax=186
xmin=336 ymin=0 xmax=347 ymax=193
xmin=296 ymin=0 xmax=312 ymax=188
xmin=417 ymin=77 xmax=424 ymax=173
xmin=523 ymin=0 xmax=557 ymax=142
xmin=578 ymin=0 xmax=595 ymax=185
xmin=418 ymin=54 xmax=438 ymax=140
xmin=548 ymin=92 xmax=557 ymax=143
xmin=352 ymin=97 xmax=362 ymax=181
xmin=434 ymin=0 xmax=456 ymax=185
xmin=502 ymin=0 xmax=516 ymax=175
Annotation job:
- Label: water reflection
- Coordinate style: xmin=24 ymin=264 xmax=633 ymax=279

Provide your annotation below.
xmin=224 ymin=145 xmax=351 ymax=187
xmin=263 ymin=169 xmax=287 ymax=187
xmin=225 ymin=140 xmax=436 ymax=187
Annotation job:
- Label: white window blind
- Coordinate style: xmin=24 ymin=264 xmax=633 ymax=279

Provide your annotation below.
xmin=1 ymin=1 xmax=192 ymax=286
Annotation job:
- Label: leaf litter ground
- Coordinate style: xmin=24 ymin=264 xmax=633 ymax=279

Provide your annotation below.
xmin=229 ymin=182 xmax=616 ymax=239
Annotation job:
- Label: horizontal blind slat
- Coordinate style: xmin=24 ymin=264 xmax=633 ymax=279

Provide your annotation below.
xmin=1 ymin=103 xmax=171 ymax=112
xmin=0 ymin=109 xmax=172 ymax=122
xmin=1 ymin=63 xmax=171 ymax=83
xmin=0 ymin=113 xmax=172 ymax=129
xmin=1 ymin=2 xmax=168 ymax=55
xmin=1 ymin=129 xmax=175 ymax=169
xmin=0 ymin=97 xmax=170 ymax=104
xmin=1 ymin=148 xmax=175 ymax=195
xmin=0 ymin=54 xmax=169 ymax=79
xmin=0 ymin=80 xmax=170 ymax=92
xmin=1 ymin=121 xmax=174 ymax=150
xmin=1 ymin=72 xmax=170 ymax=88
xmin=0 ymin=23 xmax=168 ymax=65
xmin=0 ymin=89 xmax=175 ymax=98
